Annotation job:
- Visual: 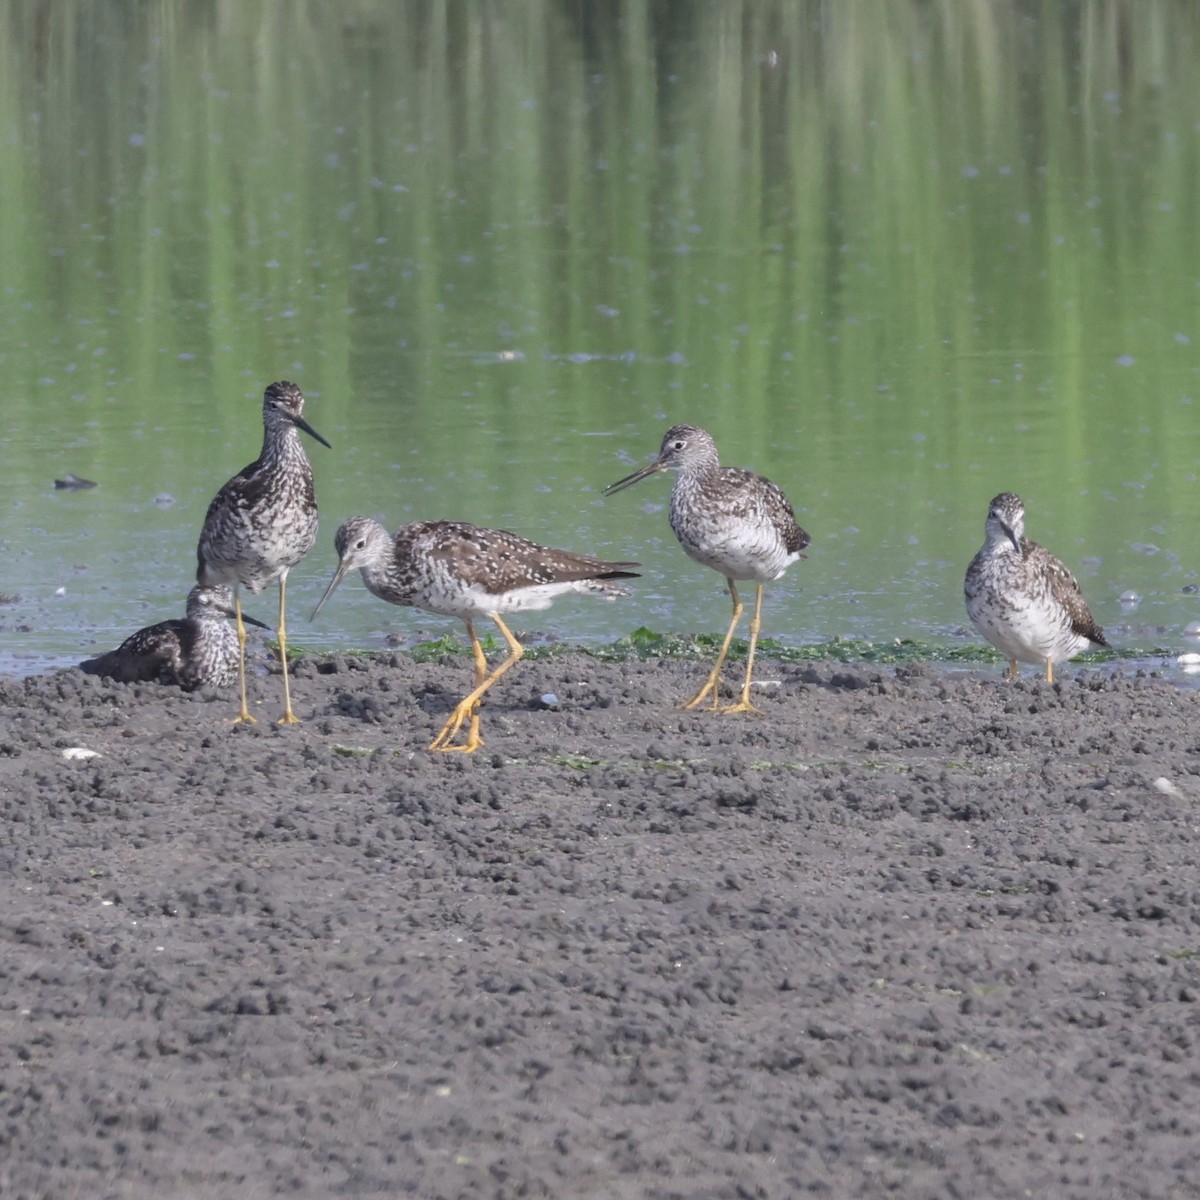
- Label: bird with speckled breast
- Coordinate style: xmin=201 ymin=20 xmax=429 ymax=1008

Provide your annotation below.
xmin=604 ymin=424 xmax=809 ymax=713
xmin=965 ymin=491 xmax=1109 ymax=683
xmin=311 ymin=516 xmax=639 ymax=752
xmin=79 ymin=585 xmax=270 ymax=690
xmin=196 ymin=380 xmax=331 ymax=724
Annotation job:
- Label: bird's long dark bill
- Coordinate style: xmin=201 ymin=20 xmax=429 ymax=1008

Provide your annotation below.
xmin=292 ymin=414 xmax=332 ymax=449
xmin=234 ymin=609 xmax=271 ymax=630
xmin=603 ymin=459 xmax=664 ymax=496
xmin=310 ymin=563 xmax=351 ymax=621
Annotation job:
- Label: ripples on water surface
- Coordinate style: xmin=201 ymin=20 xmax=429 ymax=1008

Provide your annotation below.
xmin=2 ymin=2 xmax=1199 ymax=682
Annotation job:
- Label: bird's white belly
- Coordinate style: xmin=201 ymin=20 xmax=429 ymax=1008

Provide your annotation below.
xmin=969 ymin=593 xmax=1088 ymax=665
xmin=203 ymin=550 xmax=298 ymax=594
xmin=678 ymin=527 xmax=794 ymax=583
xmin=412 ymin=579 xmax=602 ymax=620
xmin=201 ymin=514 xmax=316 ymax=593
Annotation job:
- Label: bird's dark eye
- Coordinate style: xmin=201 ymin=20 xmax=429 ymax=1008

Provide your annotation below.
xmin=673 ymin=440 xmax=685 ymax=450
xmin=356 ymin=539 xmax=367 ymax=550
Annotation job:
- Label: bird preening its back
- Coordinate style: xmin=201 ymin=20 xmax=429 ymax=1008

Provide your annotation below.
xmin=604 ymin=424 xmax=808 ymax=713
xmin=196 ymin=380 xmax=331 ymax=724
xmin=965 ymin=491 xmax=1109 ymax=683
xmin=79 ymin=585 xmax=269 ymax=690
xmin=311 ymin=515 xmax=639 ymax=752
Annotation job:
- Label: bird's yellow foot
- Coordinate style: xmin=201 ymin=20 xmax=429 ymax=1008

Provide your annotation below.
xmin=233 ymin=710 xmax=258 ymax=725
xmin=432 ymin=737 xmax=483 ymax=754
xmin=429 ymin=703 xmax=483 ymax=753
xmin=719 ymin=700 xmax=764 ymax=715
xmin=277 ymin=711 xmax=302 ymax=726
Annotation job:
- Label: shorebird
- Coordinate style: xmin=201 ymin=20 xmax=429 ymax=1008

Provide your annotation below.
xmin=965 ymin=491 xmax=1109 ymax=683
xmin=311 ymin=516 xmax=639 ymax=752
xmin=79 ymin=585 xmax=269 ymax=690
xmin=197 ymin=380 xmax=331 ymax=724
xmin=604 ymin=424 xmax=809 ymax=713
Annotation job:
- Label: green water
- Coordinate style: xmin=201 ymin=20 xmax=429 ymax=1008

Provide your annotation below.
xmin=2 ymin=1 xmax=1199 ymax=677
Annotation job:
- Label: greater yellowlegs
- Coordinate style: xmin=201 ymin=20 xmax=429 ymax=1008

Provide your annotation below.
xmin=311 ymin=516 xmax=639 ymax=753
xmin=79 ymin=585 xmax=269 ymax=690
xmin=197 ymin=381 xmax=331 ymax=724
xmin=604 ymin=424 xmax=809 ymax=713
xmin=965 ymin=491 xmax=1109 ymax=683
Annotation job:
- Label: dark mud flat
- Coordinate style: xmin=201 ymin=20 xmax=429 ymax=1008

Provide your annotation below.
xmin=1 ymin=650 xmax=1199 ymax=1199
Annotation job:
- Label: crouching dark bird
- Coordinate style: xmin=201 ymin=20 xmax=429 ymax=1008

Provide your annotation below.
xmin=79 ymin=585 xmax=268 ymax=690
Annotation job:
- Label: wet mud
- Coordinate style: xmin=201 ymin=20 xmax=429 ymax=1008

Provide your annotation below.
xmin=2 ymin=650 xmax=1198 ymax=1198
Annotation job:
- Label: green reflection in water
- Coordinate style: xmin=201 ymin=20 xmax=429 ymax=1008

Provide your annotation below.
xmin=1 ymin=1 xmax=1198 ymax=676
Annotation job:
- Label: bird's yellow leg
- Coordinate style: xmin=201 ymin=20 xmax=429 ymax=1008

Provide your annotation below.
xmin=430 ymin=616 xmax=524 ymax=753
xmin=421 ymin=620 xmax=490 ymax=751
xmin=722 ymin=583 xmax=766 ymax=715
xmin=682 ymin=580 xmax=743 ymax=711
xmin=1045 ymin=660 xmax=1054 ymax=685
xmin=232 ymin=589 xmax=257 ymax=724
xmin=1005 ymin=658 xmax=1019 ymax=682
xmin=277 ymin=573 xmax=301 ymax=725
xmin=461 ymin=620 xmax=489 ymax=749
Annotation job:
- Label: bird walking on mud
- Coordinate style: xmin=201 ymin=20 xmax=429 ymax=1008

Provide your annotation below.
xmin=196 ymin=380 xmax=331 ymax=724
xmin=604 ymin=424 xmax=809 ymax=713
xmin=311 ymin=516 xmax=639 ymax=753
xmin=79 ymin=585 xmax=269 ymax=690
xmin=964 ymin=491 xmax=1109 ymax=683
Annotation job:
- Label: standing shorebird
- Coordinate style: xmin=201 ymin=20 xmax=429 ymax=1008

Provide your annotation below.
xmin=965 ymin=491 xmax=1109 ymax=683
xmin=79 ymin=585 xmax=269 ymax=690
xmin=311 ymin=516 xmax=639 ymax=753
xmin=604 ymin=424 xmax=809 ymax=713
xmin=197 ymin=381 xmax=331 ymax=724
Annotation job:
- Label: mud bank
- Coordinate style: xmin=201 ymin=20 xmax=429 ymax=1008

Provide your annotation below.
xmin=1 ymin=651 xmax=1198 ymax=1198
